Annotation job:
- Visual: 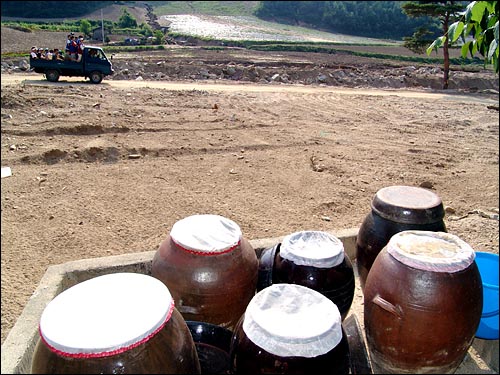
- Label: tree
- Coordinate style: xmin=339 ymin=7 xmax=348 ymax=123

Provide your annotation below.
xmin=154 ymin=30 xmax=164 ymax=45
xmin=402 ymin=1 xmax=466 ymax=89
xmin=118 ymin=8 xmax=137 ymax=28
xmin=139 ymin=22 xmax=153 ymax=37
xmin=427 ymin=1 xmax=499 ymax=73
xmin=403 ymin=26 xmax=436 ymax=54
xmin=79 ymin=19 xmax=92 ymax=38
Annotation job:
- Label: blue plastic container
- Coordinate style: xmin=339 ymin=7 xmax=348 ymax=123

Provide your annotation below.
xmin=475 ymin=252 xmax=499 ymax=340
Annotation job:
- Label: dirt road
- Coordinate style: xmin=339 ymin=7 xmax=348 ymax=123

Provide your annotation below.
xmin=3 ymin=73 xmax=498 ymax=105
xmin=1 ymin=71 xmax=498 ymax=350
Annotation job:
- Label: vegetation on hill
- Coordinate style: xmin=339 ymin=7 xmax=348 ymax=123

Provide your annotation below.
xmin=0 ymin=0 xmax=464 ymax=41
xmin=0 ymin=0 xmax=111 ymax=18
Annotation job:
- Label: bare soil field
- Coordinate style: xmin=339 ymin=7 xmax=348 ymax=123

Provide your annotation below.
xmin=1 ymin=24 xmax=499 ymax=371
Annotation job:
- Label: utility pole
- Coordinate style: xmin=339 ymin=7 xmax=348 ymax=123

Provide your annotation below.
xmin=101 ymin=9 xmax=105 ymax=44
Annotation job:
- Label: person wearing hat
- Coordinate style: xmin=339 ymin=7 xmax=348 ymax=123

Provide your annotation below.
xmin=65 ymin=33 xmax=74 ymax=56
xmin=76 ymin=35 xmax=85 ymax=62
xmin=65 ymin=35 xmax=78 ymax=61
xmin=30 ymin=46 xmax=38 ymax=59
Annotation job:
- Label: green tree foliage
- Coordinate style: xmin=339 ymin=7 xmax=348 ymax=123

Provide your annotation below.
xmin=428 ymin=1 xmax=499 ymax=73
xmin=403 ymin=26 xmax=436 ymax=53
xmin=139 ymin=22 xmax=153 ymax=37
xmin=402 ymin=1 xmax=466 ymax=89
xmin=154 ymin=30 xmax=165 ymax=45
xmin=79 ymin=19 xmax=92 ymax=37
xmin=117 ymin=8 xmax=137 ymax=28
xmin=254 ymin=1 xmax=431 ymax=39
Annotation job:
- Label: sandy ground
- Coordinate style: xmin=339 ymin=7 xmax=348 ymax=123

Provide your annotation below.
xmin=1 ymin=28 xmax=499 ymax=373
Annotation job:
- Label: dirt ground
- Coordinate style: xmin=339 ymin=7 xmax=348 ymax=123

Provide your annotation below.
xmin=1 ymin=31 xmax=499 ymax=372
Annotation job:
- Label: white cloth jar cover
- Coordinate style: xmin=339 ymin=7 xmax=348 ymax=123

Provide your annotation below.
xmin=38 ymin=273 xmax=174 ymax=357
xmin=280 ymin=230 xmax=345 ymax=268
xmin=242 ymin=283 xmax=343 ymax=358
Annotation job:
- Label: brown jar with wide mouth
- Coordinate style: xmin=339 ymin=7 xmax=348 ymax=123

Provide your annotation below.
xmin=356 ymin=185 xmax=446 ymax=291
xmin=364 ymin=230 xmax=482 ymax=374
xmin=152 ymin=214 xmax=258 ymax=330
xmin=31 ymin=273 xmax=201 ymax=374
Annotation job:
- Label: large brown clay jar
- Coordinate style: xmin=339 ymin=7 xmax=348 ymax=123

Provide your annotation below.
xmin=31 ymin=273 xmax=201 ymax=374
xmin=364 ymin=231 xmax=482 ymax=374
xmin=356 ymin=185 xmax=446 ymax=291
xmin=152 ymin=214 xmax=258 ymax=330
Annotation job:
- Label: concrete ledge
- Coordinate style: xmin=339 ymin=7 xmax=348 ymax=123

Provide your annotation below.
xmin=1 ymin=229 xmax=358 ymax=374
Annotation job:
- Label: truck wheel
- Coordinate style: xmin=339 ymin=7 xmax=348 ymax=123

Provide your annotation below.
xmin=89 ymin=71 xmax=103 ymax=84
xmin=45 ymin=70 xmax=59 ymax=82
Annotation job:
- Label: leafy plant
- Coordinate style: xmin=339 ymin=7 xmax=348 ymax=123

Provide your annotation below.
xmin=427 ymin=1 xmax=499 ymax=73
xmin=80 ymin=19 xmax=92 ymax=38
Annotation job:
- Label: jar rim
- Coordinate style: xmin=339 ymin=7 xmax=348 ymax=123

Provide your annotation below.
xmin=387 ymin=231 xmax=475 ymax=272
xmin=280 ymin=230 xmax=345 ymax=268
xmin=39 ymin=273 xmax=174 ymax=357
xmin=170 ymin=214 xmax=242 ymax=254
xmin=372 ymin=185 xmax=445 ymax=224
xmin=242 ymin=284 xmax=342 ymax=357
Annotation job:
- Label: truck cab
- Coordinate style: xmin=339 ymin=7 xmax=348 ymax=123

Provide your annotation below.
xmin=30 ymin=46 xmax=114 ymax=84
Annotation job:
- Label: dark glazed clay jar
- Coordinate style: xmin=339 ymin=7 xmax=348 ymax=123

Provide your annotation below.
xmin=356 ymin=185 xmax=446 ymax=291
xmin=270 ymin=231 xmax=355 ymax=321
xmin=187 ymin=320 xmax=232 ymax=374
xmin=230 ymin=284 xmax=350 ymax=374
xmin=364 ymin=231 xmax=482 ymax=374
xmin=151 ymin=214 xmax=258 ymax=330
xmin=31 ymin=273 xmax=201 ymax=374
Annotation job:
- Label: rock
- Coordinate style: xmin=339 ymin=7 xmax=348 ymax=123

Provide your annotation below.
xmin=419 ymin=181 xmax=434 ymax=189
xmin=317 ymin=74 xmax=328 ymax=83
xmin=444 ymin=206 xmax=456 ymax=214
xmin=18 ymin=60 xmax=29 ymax=71
xmin=200 ymin=69 xmax=210 ymax=78
xmin=224 ymin=66 xmax=237 ymax=76
xmin=333 ymin=70 xmax=346 ymax=79
xmin=128 ymin=154 xmax=141 ymax=159
xmin=280 ymin=74 xmax=290 ymax=83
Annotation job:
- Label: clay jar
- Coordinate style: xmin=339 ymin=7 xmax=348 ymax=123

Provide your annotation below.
xmin=364 ymin=231 xmax=482 ymax=374
xmin=151 ymin=214 xmax=258 ymax=330
xmin=270 ymin=230 xmax=355 ymax=321
xmin=356 ymin=185 xmax=446 ymax=291
xmin=31 ymin=273 xmax=201 ymax=374
xmin=230 ymin=283 xmax=350 ymax=374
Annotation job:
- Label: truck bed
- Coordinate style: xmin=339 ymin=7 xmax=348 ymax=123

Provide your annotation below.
xmin=30 ymin=58 xmax=84 ymax=76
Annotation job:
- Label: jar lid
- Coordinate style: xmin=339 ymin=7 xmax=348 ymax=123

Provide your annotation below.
xmin=242 ymin=284 xmax=343 ymax=358
xmin=170 ymin=214 xmax=242 ymax=254
xmin=387 ymin=230 xmax=476 ymax=272
xmin=38 ymin=273 xmax=174 ymax=358
xmin=371 ymin=185 xmax=445 ymax=224
xmin=280 ymin=231 xmax=345 ymax=268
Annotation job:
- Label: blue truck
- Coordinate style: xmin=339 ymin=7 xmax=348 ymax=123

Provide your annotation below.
xmin=30 ymin=46 xmax=114 ymax=84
